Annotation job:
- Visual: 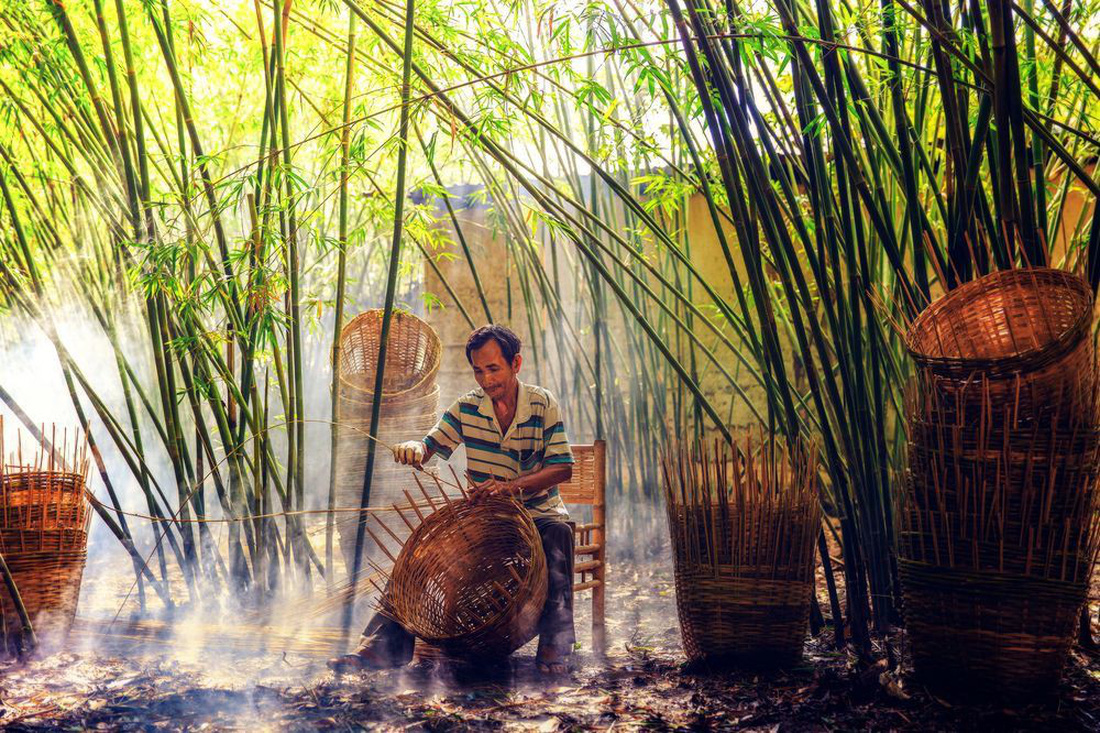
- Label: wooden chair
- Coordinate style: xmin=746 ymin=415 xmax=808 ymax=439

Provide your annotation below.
xmin=556 ymin=440 xmax=607 ymax=655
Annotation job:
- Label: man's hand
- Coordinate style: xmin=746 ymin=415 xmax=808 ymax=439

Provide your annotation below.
xmin=469 ymin=476 xmax=520 ymax=503
xmin=392 ymin=440 xmax=426 ymax=467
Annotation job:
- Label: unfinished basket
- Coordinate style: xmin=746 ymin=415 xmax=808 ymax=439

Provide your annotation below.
xmin=338 ymin=310 xmax=441 ymax=400
xmin=662 ymin=437 xmax=820 ymax=666
xmin=901 ymin=267 xmax=1100 ymax=699
xmin=0 ymin=430 xmax=91 ymax=648
xmin=379 ymin=495 xmax=547 ymax=660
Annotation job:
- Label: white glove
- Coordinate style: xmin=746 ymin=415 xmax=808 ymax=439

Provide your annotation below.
xmin=393 ymin=440 xmax=426 ymax=466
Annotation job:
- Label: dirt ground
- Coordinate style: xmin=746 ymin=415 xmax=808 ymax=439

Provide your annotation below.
xmin=2 ymin=560 xmax=1099 ymax=731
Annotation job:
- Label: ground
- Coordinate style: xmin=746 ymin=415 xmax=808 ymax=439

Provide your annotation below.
xmin=2 ymin=562 xmax=1099 ymax=731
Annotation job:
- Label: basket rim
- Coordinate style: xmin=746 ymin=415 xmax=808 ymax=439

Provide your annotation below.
xmin=1 ymin=467 xmax=88 ymax=482
xmin=339 ymin=310 xmax=442 ymax=400
xmin=904 ymin=268 xmax=1093 ymax=372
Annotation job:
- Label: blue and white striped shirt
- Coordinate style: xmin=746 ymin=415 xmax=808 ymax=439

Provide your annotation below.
xmin=422 ymin=381 xmax=574 ymax=519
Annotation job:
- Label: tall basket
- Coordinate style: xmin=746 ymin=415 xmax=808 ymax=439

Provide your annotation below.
xmin=334 ymin=310 xmax=443 ymax=576
xmin=661 ymin=436 xmax=820 ymax=667
xmin=0 ymin=427 xmax=91 ymax=650
xmin=901 ymin=267 xmax=1100 ymax=699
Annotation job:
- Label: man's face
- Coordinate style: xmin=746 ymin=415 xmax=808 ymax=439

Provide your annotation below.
xmin=470 ymin=339 xmax=521 ymax=400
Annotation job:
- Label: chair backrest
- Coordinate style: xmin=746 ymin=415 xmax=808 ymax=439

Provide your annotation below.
xmin=557 ymin=440 xmax=606 ymax=507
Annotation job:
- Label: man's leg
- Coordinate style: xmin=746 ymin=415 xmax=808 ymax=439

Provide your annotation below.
xmin=534 ymin=516 xmax=576 ymax=671
xmin=357 ymin=609 xmax=415 ymax=664
xmin=329 ymin=605 xmax=415 ymax=672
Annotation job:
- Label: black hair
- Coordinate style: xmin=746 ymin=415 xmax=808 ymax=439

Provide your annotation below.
xmin=465 ymin=324 xmax=522 ymax=364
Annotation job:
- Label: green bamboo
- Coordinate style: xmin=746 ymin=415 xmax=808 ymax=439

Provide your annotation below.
xmin=342 ymin=0 xmax=418 ymax=642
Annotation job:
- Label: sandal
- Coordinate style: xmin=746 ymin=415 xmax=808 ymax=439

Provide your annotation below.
xmin=327 ymin=647 xmax=395 ymax=674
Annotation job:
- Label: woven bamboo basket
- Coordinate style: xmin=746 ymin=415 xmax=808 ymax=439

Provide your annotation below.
xmin=905 ymin=268 xmax=1096 ymax=428
xmin=339 ymin=310 xmax=441 ymax=401
xmin=662 ymin=437 xmax=820 ymax=667
xmin=901 ymin=267 xmax=1100 ymax=699
xmin=379 ymin=495 xmax=547 ymax=660
xmin=0 ymin=455 xmax=91 ymax=646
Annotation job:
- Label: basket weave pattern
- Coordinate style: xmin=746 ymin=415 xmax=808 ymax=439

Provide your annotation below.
xmin=900 ymin=268 xmax=1100 ymax=698
xmin=380 ymin=495 xmax=547 ymax=659
xmin=0 ymin=457 xmax=90 ymax=646
xmin=334 ymin=310 xmax=442 ymax=574
xmin=662 ymin=438 xmax=820 ymax=666
xmin=338 ymin=310 xmax=441 ymax=400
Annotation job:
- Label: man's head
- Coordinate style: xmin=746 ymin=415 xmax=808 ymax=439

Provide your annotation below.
xmin=466 ymin=325 xmax=522 ymax=401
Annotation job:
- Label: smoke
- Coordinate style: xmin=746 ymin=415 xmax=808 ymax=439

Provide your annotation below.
xmin=0 ymin=254 xmax=675 ymax=696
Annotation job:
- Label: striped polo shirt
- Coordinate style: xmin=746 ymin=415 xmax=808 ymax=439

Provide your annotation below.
xmin=421 ymin=381 xmax=574 ymax=519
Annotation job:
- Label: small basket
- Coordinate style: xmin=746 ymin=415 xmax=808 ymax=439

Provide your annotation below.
xmin=0 ymin=465 xmax=91 ymax=645
xmin=905 ymin=268 xmax=1092 ymax=375
xmin=338 ymin=310 xmax=442 ymax=400
xmin=905 ymin=268 xmax=1096 ymax=428
xmin=380 ymin=495 xmax=547 ymax=660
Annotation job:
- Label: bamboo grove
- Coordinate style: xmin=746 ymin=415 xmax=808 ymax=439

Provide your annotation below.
xmin=0 ymin=0 xmax=1098 ymax=654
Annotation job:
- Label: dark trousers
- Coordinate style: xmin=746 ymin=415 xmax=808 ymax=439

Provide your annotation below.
xmin=359 ymin=516 xmax=576 ymax=664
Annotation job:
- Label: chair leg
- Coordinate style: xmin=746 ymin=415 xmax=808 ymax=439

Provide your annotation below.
xmin=592 ymin=568 xmax=606 ymax=655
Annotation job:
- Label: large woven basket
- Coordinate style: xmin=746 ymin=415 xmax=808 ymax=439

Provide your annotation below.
xmin=905 ymin=267 xmax=1096 ymax=427
xmin=662 ymin=438 xmax=820 ymax=666
xmin=0 ymin=466 xmax=90 ymax=646
xmin=339 ymin=310 xmax=441 ymax=400
xmin=900 ymin=267 xmax=1100 ymax=699
xmin=380 ymin=495 xmax=547 ymax=660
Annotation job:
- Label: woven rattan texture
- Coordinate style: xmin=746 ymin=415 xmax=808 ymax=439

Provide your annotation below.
xmin=338 ymin=310 xmax=441 ymax=399
xmin=906 ymin=268 xmax=1092 ymax=373
xmin=900 ymin=560 xmax=1083 ymax=698
xmin=900 ymin=267 xmax=1100 ymax=699
xmin=333 ymin=310 xmax=441 ymax=574
xmin=381 ymin=496 xmax=547 ymax=660
xmin=0 ymin=467 xmax=90 ymax=642
xmin=662 ymin=439 xmax=820 ymax=666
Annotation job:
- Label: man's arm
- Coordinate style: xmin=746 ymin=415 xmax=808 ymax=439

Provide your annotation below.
xmin=394 ymin=400 xmax=463 ymax=466
xmin=475 ymin=463 xmax=572 ymax=501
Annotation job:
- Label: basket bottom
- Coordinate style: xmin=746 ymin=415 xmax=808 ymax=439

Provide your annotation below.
xmin=674 ymin=571 xmax=811 ymax=667
xmin=0 ymin=549 xmax=87 ymax=653
xmin=412 ymin=638 xmax=512 ymax=666
xmin=900 ymin=560 xmax=1084 ymax=699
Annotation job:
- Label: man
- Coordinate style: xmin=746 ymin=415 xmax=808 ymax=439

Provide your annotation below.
xmin=330 ymin=324 xmax=577 ymax=675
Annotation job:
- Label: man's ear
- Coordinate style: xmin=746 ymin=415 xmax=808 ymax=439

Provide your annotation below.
xmin=512 ymin=353 xmax=523 ymax=373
